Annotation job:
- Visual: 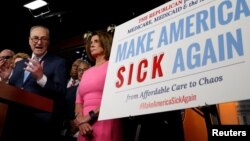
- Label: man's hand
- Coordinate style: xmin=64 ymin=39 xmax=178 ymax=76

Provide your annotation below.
xmin=0 ymin=59 xmax=12 ymax=82
xmin=78 ymin=122 xmax=93 ymax=136
xmin=0 ymin=67 xmax=12 ymax=82
xmin=24 ymin=58 xmax=44 ymax=81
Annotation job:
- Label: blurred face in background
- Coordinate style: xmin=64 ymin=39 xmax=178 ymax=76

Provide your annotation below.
xmin=29 ymin=26 xmax=50 ymax=57
xmin=77 ymin=62 xmax=90 ymax=80
xmin=13 ymin=57 xmax=23 ymax=66
xmin=0 ymin=49 xmax=14 ymax=69
xmin=11 ymin=52 xmax=30 ymax=67
xmin=70 ymin=59 xmax=82 ymax=79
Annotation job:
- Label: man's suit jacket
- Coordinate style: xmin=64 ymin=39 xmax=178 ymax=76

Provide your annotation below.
xmin=1 ymin=53 xmax=67 ymax=141
xmin=65 ymin=85 xmax=78 ymax=120
xmin=9 ymin=53 xmax=67 ymax=123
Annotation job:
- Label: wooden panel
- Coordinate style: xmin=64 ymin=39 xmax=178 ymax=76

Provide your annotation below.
xmin=0 ymin=82 xmax=53 ymax=112
xmin=0 ymin=103 xmax=8 ymax=137
xmin=183 ymin=108 xmax=207 ymax=141
xmin=218 ymin=102 xmax=238 ymax=124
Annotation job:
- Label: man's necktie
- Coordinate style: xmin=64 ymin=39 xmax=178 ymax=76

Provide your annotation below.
xmin=71 ymin=79 xmax=76 ymax=87
xmin=23 ymin=56 xmax=39 ymax=83
xmin=23 ymin=70 xmax=30 ymax=83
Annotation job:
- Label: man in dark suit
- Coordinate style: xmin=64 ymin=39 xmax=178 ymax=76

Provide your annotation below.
xmin=62 ymin=60 xmax=91 ymax=141
xmin=2 ymin=25 xmax=67 ymax=141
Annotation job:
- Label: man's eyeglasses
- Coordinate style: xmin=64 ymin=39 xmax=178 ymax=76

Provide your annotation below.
xmin=0 ymin=56 xmax=12 ymax=60
xmin=30 ymin=36 xmax=49 ymax=43
xmin=78 ymin=68 xmax=88 ymax=72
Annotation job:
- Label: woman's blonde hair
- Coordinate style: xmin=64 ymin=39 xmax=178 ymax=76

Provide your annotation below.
xmin=12 ymin=52 xmax=30 ymax=66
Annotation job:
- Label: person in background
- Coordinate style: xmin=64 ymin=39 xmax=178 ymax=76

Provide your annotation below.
xmin=67 ymin=58 xmax=82 ymax=88
xmin=74 ymin=31 xmax=123 ymax=141
xmin=12 ymin=52 xmax=30 ymax=67
xmin=3 ymin=25 xmax=67 ymax=141
xmin=63 ymin=60 xmax=91 ymax=141
xmin=0 ymin=49 xmax=15 ymax=83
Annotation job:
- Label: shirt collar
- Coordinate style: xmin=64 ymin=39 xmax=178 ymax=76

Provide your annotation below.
xmin=32 ymin=51 xmax=47 ymax=61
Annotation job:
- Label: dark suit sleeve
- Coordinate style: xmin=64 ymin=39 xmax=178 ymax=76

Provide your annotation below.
xmin=43 ymin=56 xmax=67 ymax=98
